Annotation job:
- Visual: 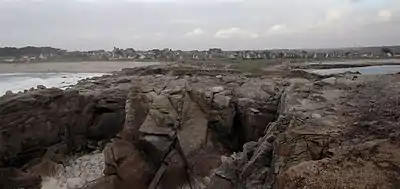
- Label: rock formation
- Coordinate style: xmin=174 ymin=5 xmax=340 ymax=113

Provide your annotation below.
xmin=1 ymin=64 xmax=400 ymax=189
xmin=87 ymin=65 xmax=283 ymax=189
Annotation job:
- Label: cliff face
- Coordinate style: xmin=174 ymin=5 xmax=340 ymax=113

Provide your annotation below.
xmin=0 ymin=86 xmax=128 ymax=165
xmin=1 ymin=65 xmax=400 ymax=189
xmin=0 ymin=78 xmax=129 ymax=188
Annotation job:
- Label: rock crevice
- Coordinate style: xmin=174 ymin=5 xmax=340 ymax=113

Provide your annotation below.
xmin=4 ymin=65 xmax=379 ymax=189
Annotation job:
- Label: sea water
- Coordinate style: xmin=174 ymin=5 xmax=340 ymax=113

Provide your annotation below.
xmin=0 ymin=72 xmax=105 ymax=95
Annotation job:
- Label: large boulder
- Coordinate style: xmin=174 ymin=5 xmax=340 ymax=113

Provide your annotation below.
xmin=121 ymin=86 xmax=152 ymax=141
xmin=178 ymin=92 xmax=209 ymax=158
xmin=0 ymin=83 xmax=131 ymax=188
xmin=102 ymin=138 xmax=155 ymax=189
xmin=0 ymin=89 xmax=90 ymax=166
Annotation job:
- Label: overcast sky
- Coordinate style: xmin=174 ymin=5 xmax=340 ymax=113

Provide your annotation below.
xmin=0 ymin=0 xmax=399 ymax=50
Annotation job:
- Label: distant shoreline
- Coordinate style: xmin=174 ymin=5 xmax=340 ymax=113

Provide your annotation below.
xmin=0 ymin=61 xmax=161 ymax=73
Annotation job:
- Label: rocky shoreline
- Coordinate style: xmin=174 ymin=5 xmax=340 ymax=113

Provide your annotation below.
xmin=1 ymin=64 xmax=400 ymax=189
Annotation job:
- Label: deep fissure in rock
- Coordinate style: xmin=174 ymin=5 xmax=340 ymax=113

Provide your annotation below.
xmin=0 ymin=66 xmax=286 ymax=189
xmin=230 ymin=105 xmax=248 ymax=152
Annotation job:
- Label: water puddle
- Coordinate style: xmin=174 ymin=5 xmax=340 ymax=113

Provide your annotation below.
xmin=308 ymin=59 xmax=400 ymax=65
xmin=309 ymin=65 xmax=400 ymax=75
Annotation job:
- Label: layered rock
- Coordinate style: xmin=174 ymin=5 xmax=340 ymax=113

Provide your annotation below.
xmin=209 ymin=73 xmax=400 ymax=189
xmin=0 ymin=86 xmax=128 ymax=164
xmin=0 ymin=80 xmax=130 ymax=187
xmin=4 ymin=64 xmax=392 ymax=189
xmin=0 ymin=65 xmax=284 ymax=188
xmin=96 ymin=66 xmax=283 ymax=189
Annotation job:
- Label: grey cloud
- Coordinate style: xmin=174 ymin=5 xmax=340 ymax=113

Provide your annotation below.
xmin=0 ymin=0 xmax=398 ymax=50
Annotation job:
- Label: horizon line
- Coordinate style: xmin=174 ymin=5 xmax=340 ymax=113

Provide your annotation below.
xmin=1 ymin=44 xmax=399 ymax=52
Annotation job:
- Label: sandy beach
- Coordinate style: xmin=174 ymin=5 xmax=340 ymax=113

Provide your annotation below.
xmin=0 ymin=61 xmax=161 ymax=73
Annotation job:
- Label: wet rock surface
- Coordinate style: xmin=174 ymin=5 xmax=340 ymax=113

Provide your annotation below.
xmin=1 ymin=64 xmax=400 ymax=188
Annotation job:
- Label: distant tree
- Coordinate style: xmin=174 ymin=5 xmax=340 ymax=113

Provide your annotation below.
xmin=0 ymin=46 xmax=63 ymax=58
xmin=381 ymin=47 xmax=393 ymax=55
xmin=125 ymin=48 xmax=136 ymax=57
xmin=151 ymin=49 xmax=161 ymax=56
xmin=125 ymin=48 xmax=135 ymax=52
xmin=209 ymin=48 xmax=223 ymax=53
xmin=113 ymin=47 xmax=124 ymax=58
xmin=278 ymin=52 xmax=285 ymax=58
xmin=116 ymin=50 xmax=124 ymax=57
xmin=263 ymin=50 xmax=270 ymax=59
xmin=301 ymin=50 xmax=308 ymax=58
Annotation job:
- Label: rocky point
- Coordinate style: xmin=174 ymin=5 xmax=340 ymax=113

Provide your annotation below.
xmin=1 ymin=64 xmax=400 ymax=189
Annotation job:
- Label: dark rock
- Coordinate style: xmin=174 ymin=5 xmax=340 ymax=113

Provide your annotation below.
xmin=0 ymin=168 xmax=41 ymax=189
xmin=103 ymin=138 xmax=136 ymax=170
xmin=207 ymin=175 xmax=234 ymax=189
xmin=237 ymin=98 xmax=279 ymax=142
xmin=141 ymin=94 xmax=179 ymax=130
xmin=121 ymin=87 xmax=152 ymax=141
xmin=89 ymin=112 xmax=125 ymax=140
xmin=28 ymin=158 xmax=59 ymax=178
xmin=102 ymin=138 xmax=154 ymax=189
xmin=0 ymin=65 xmax=290 ymax=189
xmin=240 ymin=139 xmax=273 ymax=179
xmin=208 ymin=93 xmax=236 ymax=149
xmin=4 ymin=90 xmax=13 ymax=96
xmin=213 ymin=155 xmax=241 ymax=181
xmin=115 ymin=151 xmax=154 ymax=189
xmin=37 ymin=85 xmax=46 ymax=90
xmin=0 ymin=88 xmax=92 ymax=166
xmin=178 ymin=93 xmax=209 ymax=158
xmin=157 ymin=150 xmax=190 ymax=189
xmin=116 ymin=78 xmax=131 ymax=84
xmin=81 ymin=176 xmax=119 ymax=189
xmin=139 ymin=135 xmax=173 ymax=165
